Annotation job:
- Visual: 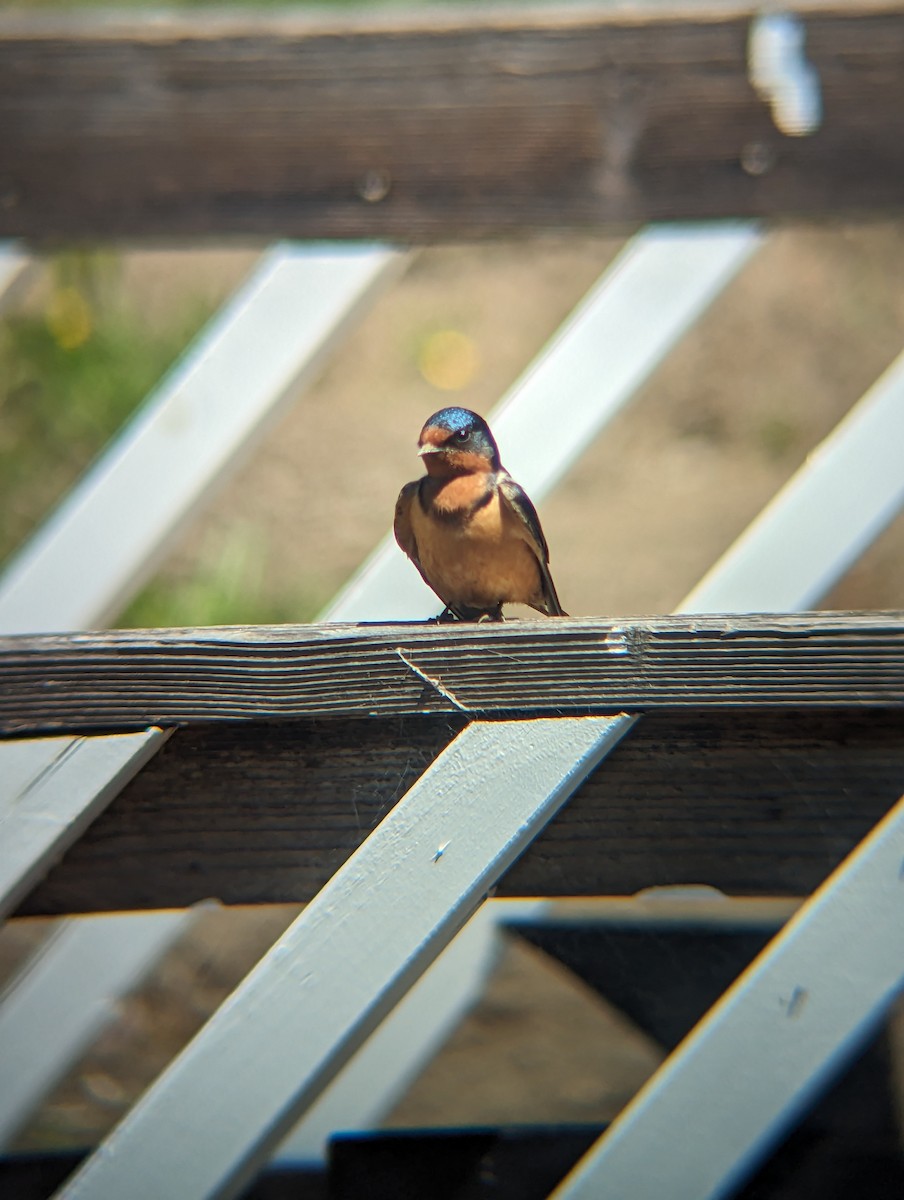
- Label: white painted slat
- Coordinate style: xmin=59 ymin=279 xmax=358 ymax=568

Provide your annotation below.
xmin=0 ymin=243 xmax=403 ymax=634
xmin=327 ymin=222 xmax=762 ymax=621
xmin=276 ymin=900 xmax=530 ymax=1162
xmin=55 ymin=715 xmax=632 ymax=1200
xmin=681 ymin=346 xmax=904 ymax=613
xmin=542 ymin=341 xmax=904 ymax=1193
xmin=552 ymin=790 xmax=904 ymax=1200
xmin=0 ymin=910 xmax=193 ymax=1146
xmin=278 ymin=893 xmax=798 ymax=1164
xmin=0 ymin=245 xmax=404 ymax=1148
xmin=0 ymin=731 xmax=167 ymax=921
xmin=538 ymin=345 xmax=904 ymax=1195
xmin=0 ymin=242 xmax=30 ymax=311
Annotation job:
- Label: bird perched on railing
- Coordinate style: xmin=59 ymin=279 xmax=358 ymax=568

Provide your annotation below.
xmin=394 ymin=406 xmax=567 ymax=621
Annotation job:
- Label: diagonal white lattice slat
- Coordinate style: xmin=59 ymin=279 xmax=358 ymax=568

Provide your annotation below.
xmin=0 ymin=242 xmax=31 ymax=313
xmin=0 ymin=244 xmax=403 ymax=1146
xmin=681 ymin=345 xmax=904 ymax=614
xmin=55 ymin=716 xmax=632 ymax=1200
xmin=0 ymin=731 xmax=167 ymax=921
xmin=0 ymin=244 xmax=403 ymax=634
xmin=0 ymin=910 xmax=193 ymax=1147
xmin=552 ymin=789 xmax=904 ymax=1200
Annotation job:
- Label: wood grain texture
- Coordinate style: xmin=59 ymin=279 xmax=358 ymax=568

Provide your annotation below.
xmin=16 ymin=709 xmax=904 ymax=916
xmin=2 ymin=614 xmax=903 ymax=734
xmin=2 ymin=3 xmax=904 ymax=239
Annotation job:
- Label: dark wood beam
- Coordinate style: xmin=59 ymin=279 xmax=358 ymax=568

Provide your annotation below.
xmin=16 ymin=709 xmax=904 ymax=916
xmin=2 ymin=614 xmax=903 ymax=734
xmin=2 ymin=3 xmax=904 ymax=240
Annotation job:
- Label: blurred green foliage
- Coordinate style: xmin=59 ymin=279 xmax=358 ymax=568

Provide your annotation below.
xmin=0 ymin=252 xmax=208 ymax=565
xmin=0 ymin=251 xmax=317 ymax=629
xmin=120 ymin=523 xmax=323 ymax=629
xmin=12 ymin=0 xmax=397 ymax=8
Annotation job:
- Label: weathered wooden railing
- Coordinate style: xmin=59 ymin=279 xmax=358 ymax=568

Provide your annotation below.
xmin=5 ymin=614 xmax=904 ymax=730
xmin=4 ymin=613 xmax=903 ymax=919
xmin=3 ymin=3 xmax=904 ymax=239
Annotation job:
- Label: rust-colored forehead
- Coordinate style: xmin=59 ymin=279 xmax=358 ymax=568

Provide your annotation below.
xmin=418 ymin=424 xmax=454 ymax=447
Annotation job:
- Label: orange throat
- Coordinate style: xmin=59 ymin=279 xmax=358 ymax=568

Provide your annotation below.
xmin=420 ymin=447 xmax=494 ymax=479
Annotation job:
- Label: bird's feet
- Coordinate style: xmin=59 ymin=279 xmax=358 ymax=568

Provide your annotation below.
xmin=435 ymin=603 xmax=505 ymax=623
xmin=477 ymin=605 xmax=505 ymax=623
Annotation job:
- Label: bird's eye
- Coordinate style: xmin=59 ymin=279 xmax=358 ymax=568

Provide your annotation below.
xmin=454 ymin=428 xmax=470 ymax=442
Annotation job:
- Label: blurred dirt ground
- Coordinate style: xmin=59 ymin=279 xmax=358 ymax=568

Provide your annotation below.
xmin=2 ymin=223 xmax=904 ymax=1166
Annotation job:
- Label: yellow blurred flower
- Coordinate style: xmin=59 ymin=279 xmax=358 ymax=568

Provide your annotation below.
xmin=418 ymin=329 xmax=479 ymax=392
xmin=46 ymin=286 xmax=93 ymax=350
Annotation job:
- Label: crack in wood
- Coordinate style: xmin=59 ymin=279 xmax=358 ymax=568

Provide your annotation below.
xmin=396 ymin=648 xmax=470 ymax=713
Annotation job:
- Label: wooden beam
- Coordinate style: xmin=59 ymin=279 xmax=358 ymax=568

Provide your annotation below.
xmin=2 ymin=614 xmax=902 ymax=734
xmin=16 ymin=709 xmax=904 ymax=915
xmin=2 ymin=3 xmax=904 ymax=240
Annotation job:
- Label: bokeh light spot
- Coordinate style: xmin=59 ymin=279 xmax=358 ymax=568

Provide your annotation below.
xmin=418 ymin=329 xmax=480 ymax=392
xmin=46 ymin=286 xmax=93 ymax=350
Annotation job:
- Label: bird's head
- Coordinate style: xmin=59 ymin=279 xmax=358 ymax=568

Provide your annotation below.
xmin=417 ymin=407 xmax=501 ymax=477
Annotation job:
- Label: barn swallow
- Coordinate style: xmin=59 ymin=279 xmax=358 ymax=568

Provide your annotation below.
xmin=394 ymin=407 xmax=567 ymax=621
